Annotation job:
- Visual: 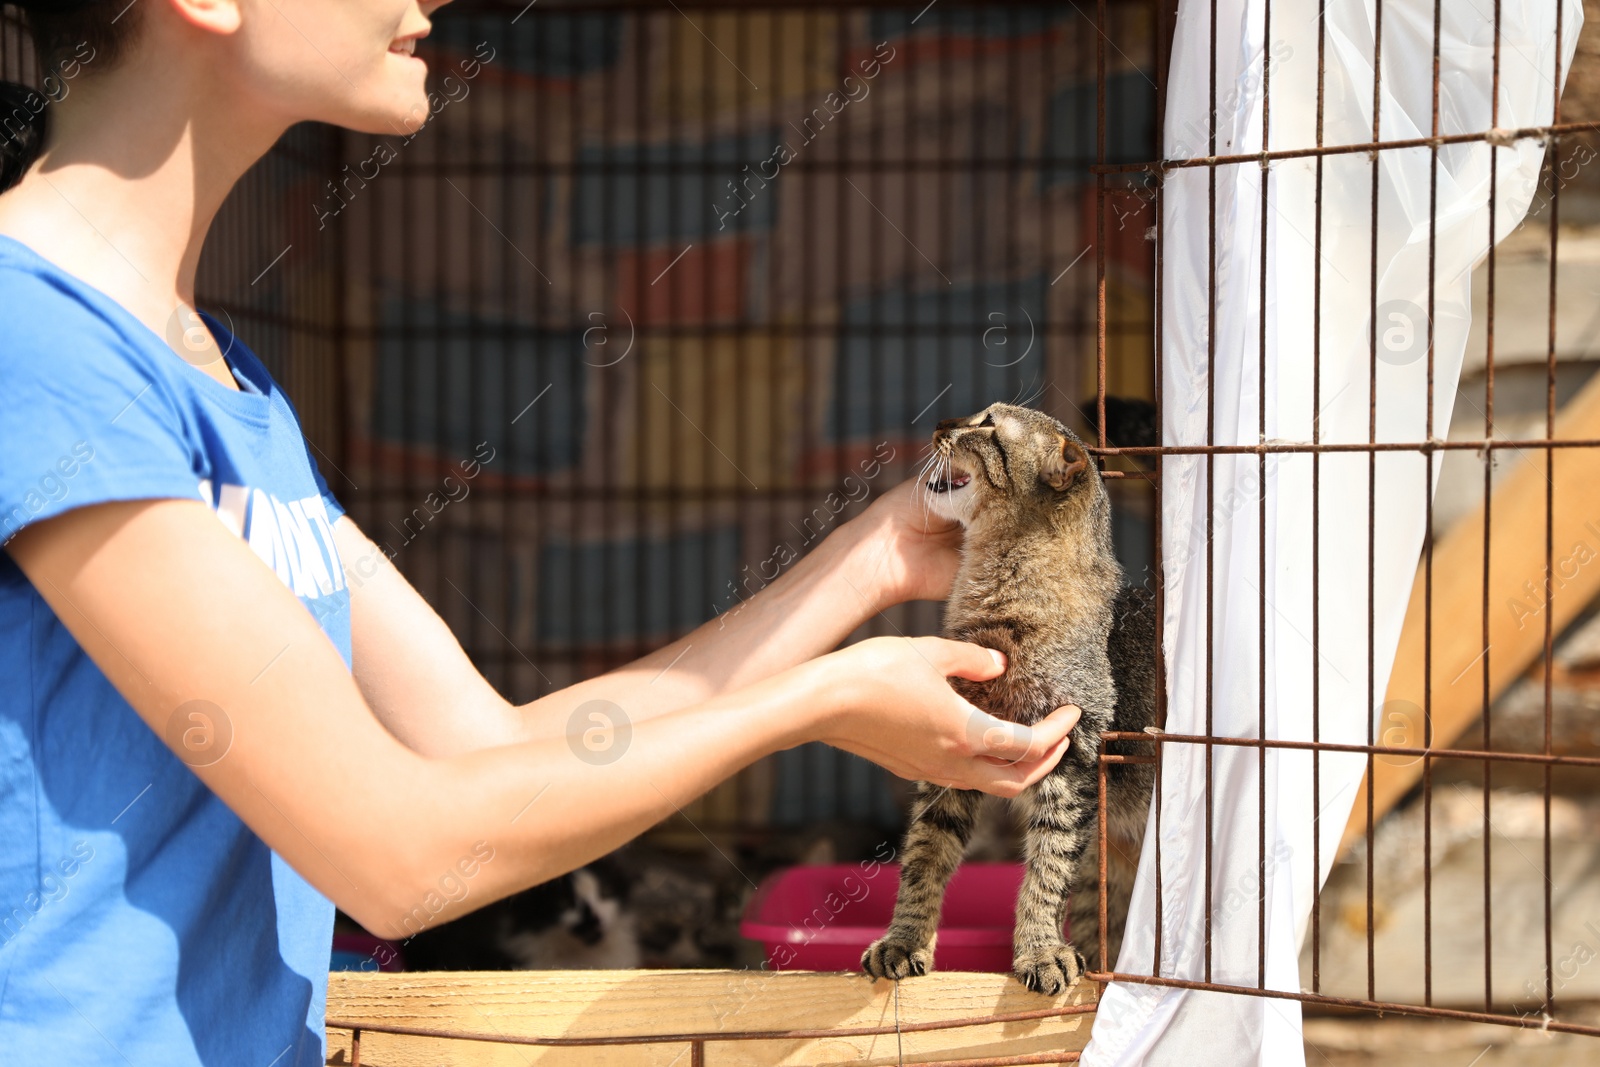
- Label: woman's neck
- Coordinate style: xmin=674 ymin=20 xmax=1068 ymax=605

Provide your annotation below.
xmin=0 ymin=39 xmax=289 ymax=341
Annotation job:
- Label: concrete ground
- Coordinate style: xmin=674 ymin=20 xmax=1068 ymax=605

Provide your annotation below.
xmin=1304 ymin=1007 xmax=1600 ymax=1067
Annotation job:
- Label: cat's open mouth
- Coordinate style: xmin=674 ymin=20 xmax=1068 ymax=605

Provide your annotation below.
xmin=927 ymin=471 xmax=972 ymax=494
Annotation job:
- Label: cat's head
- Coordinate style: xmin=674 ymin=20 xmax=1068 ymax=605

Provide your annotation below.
xmin=922 ymin=402 xmax=1105 ymax=529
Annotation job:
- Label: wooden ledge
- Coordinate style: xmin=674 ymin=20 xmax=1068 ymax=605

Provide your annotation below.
xmin=325 ymin=969 xmax=1099 ymax=1066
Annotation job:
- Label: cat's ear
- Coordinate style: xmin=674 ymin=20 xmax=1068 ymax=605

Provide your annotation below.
xmin=1041 ymin=435 xmax=1089 ymax=491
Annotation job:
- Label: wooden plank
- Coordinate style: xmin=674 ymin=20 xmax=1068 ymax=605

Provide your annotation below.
xmin=325 ymin=1030 xmax=687 ymax=1067
xmin=325 ymin=969 xmax=1097 ymax=1067
xmin=1339 ymin=367 xmax=1600 ymax=855
xmin=707 ymin=1023 xmax=1090 ymax=1067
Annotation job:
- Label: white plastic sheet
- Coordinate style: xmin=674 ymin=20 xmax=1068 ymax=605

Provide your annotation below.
xmin=1083 ymin=2 xmax=1581 ymax=1063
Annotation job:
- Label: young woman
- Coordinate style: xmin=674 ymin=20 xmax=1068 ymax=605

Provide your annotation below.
xmin=0 ymin=1 xmax=1082 ymax=1063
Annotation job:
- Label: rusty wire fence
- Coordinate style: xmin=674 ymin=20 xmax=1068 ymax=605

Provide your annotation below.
xmin=310 ymin=0 xmax=1160 ymax=842
xmin=1082 ymin=0 xmax=1600 ymax=1050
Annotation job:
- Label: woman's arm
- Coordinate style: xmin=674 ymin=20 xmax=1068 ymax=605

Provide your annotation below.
xmin=339 ymin=476 xmax=967 ymax=757
xmin=6 ymin=496 xmax=1079 ymax=940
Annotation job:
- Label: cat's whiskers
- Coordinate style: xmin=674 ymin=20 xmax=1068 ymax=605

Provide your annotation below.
xmin=912 ymin=454 xmax=934 ymax=498
xmin=1011 ymin=375 xmax=1046 ymax=410
xmin=917 ymin=454 xmax=940 ymax=526
xmin=924 ymin=450 xmax=956 ymax=526
xmin=913 ymin=446 xmax=946 ymax=525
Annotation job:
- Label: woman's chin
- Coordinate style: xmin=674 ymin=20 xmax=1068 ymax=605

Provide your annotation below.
xmin=345 ymin=91 xmax=433 ymax=138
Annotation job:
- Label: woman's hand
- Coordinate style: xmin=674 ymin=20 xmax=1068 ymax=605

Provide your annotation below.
xmin=841 ymin=476 xmax=966 ymax=611
xmin=812 ymin=634 xmax=1083 ymax=798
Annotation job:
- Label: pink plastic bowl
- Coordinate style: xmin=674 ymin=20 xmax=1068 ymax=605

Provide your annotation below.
xmin=740 ymin=862 xmax=1055 ymax=972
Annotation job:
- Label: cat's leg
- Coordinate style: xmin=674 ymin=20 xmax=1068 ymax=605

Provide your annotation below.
xmin=1011 ymin=767 xmax=1097 ymax=995
xmin=861 ymin=783 xmax=984 ymax=980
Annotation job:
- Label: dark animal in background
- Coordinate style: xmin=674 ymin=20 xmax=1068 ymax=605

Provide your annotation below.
xmin=396 ymin=844 xmax=755 ymax=971
xmin=1082 ymin=395 xmax=1160 ymax=453
xmin=397 ymin=856 xmax=643 ymax=971
xmin=392 ymin=829 xmax=873 ymax=971
xmin=861 ymin=402 xmax=1158 ymax=995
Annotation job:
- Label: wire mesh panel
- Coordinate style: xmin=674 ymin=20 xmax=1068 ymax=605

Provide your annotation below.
xmin=1086 ymin=0 xmax=1600 ymax=1050
xmin=329 ymin=0 xmax=1160 ymax=837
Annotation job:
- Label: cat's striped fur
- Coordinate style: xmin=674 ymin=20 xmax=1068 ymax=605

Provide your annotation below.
xmin=861 ymin=403 xmax=1157 ymax=995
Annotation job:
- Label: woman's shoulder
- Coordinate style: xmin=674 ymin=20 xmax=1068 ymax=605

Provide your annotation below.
xmin=0 ymin=231 xmax=162 ymax=361
xmin=0 ymin=233 xmax=193 ymax=414
xmin=0 ymin=235 xmax=208 ymax=538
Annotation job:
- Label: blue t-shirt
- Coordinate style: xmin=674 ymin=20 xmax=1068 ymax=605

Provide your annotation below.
xmin=0 ymin=234 xmax=351 ymax=1065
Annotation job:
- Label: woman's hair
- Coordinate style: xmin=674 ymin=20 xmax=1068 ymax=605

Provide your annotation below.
xmin=1 ymin=0 xmax=142 ymax=192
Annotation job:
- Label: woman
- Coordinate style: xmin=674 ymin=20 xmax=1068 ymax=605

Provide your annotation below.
xmin=0 ymin=1 xmax=1082 ymax=1063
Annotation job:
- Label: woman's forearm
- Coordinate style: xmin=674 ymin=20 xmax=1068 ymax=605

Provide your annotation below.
xmin=507 ymin=516 xmax=898 ymax=740
xmin=11 ymin=492 xmax=1037 ymax=953
xmin=358 ymin=655 xmax=839 ymax=939
xmin=7 ymin=497 xmax=845 ymax=944
xmin=364 ymin=628 xmax=1065 ymax=941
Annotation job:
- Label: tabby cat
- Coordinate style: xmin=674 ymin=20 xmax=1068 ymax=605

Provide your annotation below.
xmin=861 ymin=402 xmax=1157 ymax=995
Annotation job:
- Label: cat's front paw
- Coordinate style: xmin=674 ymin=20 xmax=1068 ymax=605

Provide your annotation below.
xmin=861 ymin=935 xmax=934 ymax=980
xmin=1013 ymin=942 xmax=1087 ymax=996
